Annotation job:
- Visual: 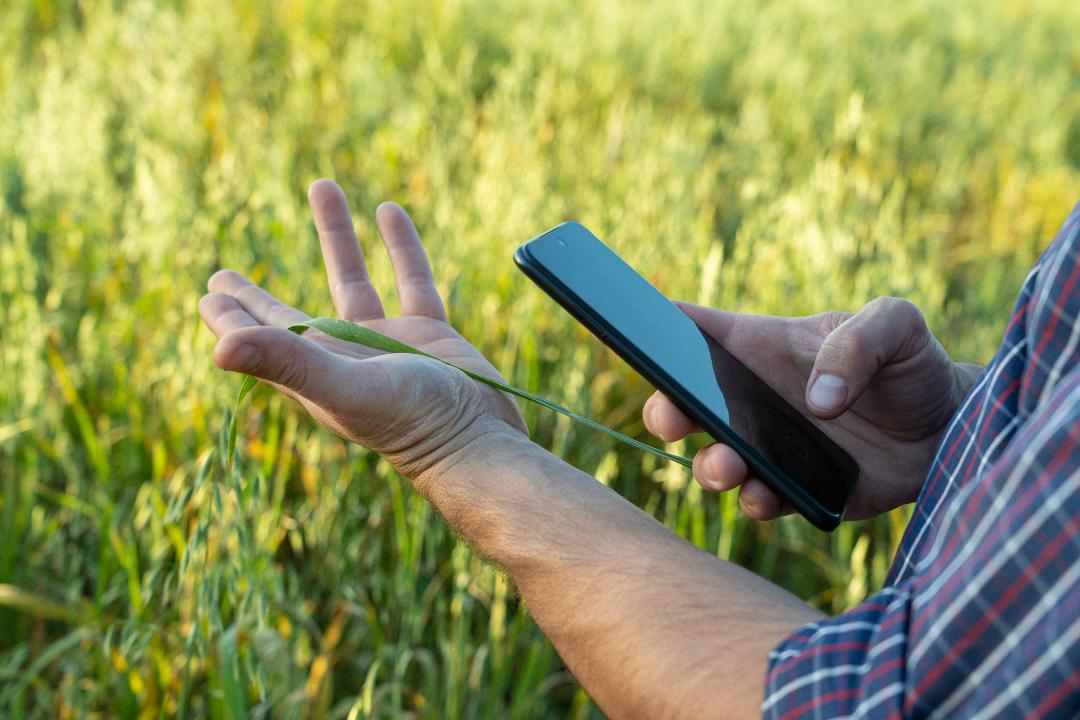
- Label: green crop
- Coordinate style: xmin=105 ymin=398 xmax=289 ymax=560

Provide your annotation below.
xmin=1 ymin=0 xmax=1077 ymax=717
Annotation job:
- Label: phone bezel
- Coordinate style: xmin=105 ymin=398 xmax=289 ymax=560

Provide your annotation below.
xmin=514 ymin=225 xmax=848 ymax=530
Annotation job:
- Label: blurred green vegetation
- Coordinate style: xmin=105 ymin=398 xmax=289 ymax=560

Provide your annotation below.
xmin=1 ymin=0 xmax=1077 ymax=716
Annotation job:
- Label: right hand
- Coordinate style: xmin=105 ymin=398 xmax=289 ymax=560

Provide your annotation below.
xmin=643 ymin=298 xmax=980 ymax=521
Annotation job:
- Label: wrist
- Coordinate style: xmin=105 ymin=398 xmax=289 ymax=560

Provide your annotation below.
xmin=409 ymin=420 xmax=543 ymax=497
xmin=398 ymin=421 xmax=549 ymax=555
xmin=401 ymin=423 xmax=666 ymax=577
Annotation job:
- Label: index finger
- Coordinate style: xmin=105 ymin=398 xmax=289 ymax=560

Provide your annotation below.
xmin=308 ymin=179 xmax=386 ymax=322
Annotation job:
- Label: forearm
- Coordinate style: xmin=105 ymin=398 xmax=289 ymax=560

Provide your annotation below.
xmin=415 ymin=427 xmax=825 ymax=720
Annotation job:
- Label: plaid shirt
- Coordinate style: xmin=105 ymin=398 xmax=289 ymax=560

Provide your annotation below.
xmin=764 ymin=200 xmax=1080 ymax=719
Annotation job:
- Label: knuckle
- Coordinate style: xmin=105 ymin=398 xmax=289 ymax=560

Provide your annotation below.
xmin=816 ymin=328 xmax=870 ymax=378
xmin=869 ymin=296 xmax=922 ymax=323
xmin=234 ymin=285 xmax=261 ymax=304
xmin=398 ymin=270 xmax=433 ymax=289
xmin=276 ymin=355 xmax=310 ymax=392
xmin=826 ymin=327 xmax=867 ymax=363
xmin=265 ymin=302 xmax=293 ymax=323
xmin=331 ymin=273 xmax=369 ymax=295
xmin=814 ymin=311 xmax=852 ymax=337
xmin=866 ymin=296 xmax=928 ymax=346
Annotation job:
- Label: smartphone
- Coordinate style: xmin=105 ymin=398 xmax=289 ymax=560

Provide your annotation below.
xmin=514 ymin=222 xmax=858 ymax=531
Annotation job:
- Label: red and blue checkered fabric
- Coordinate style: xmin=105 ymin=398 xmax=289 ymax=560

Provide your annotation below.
xmin=764 ymin=200 xmax=1080 ymax=719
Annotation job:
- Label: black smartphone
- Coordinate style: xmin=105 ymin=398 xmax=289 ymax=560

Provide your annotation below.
xmin=514 ymin=222 xmax=858 ymax=531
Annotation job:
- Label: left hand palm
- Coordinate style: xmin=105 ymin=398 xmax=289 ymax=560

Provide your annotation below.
xmin=199 ymin=180 xmax=526 ymax=481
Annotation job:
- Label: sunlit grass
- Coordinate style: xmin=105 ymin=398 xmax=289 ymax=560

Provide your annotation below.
xmin=1 ymin=0 xmax=1078 ymax=716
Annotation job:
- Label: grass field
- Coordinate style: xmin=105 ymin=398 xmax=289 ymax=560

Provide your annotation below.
xmin=1 ymin=0 xmax=1078 ymax=716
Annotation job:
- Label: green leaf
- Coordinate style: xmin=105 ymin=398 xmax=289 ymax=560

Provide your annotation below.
xmin=217 ymin=628 xmax=248 ymax=720
xmin=227 ymin=375 xmax=258 ymax=472
xmin=230 ymin=317 xmax=692 ymax=470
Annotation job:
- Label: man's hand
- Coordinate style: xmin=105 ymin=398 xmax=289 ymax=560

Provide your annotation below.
xmin=644 ymin=300 xmax=982 ymax=520
xmin=198 ymin=179 xmax=527 ymax=488
xmin=198 ymin=181 xmax=829 ymax=719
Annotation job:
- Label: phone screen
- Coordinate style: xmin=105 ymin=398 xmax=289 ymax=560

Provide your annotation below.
xmin=515 ymin=222 xmax=858 ymax=529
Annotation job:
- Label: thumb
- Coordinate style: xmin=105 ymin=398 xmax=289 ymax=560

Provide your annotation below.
xmin=213 ymin=325 xmax=356 ymax=405
xmin=805 ymin=297 xmax=929 ymax=419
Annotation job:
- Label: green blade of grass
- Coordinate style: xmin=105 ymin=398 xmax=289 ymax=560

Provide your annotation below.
xmin=217 ymin=629 xmax=248 ymax=720
xmin=226 ymin=316 xmax=691 ymax=469
xmin=227 ymin=375 xmax=258 ymax=472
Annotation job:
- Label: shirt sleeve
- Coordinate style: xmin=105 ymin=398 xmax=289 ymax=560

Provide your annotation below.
xmin=762 ymin=367 xmax=1080 ymax=719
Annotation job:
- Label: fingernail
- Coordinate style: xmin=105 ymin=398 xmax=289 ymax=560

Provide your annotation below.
xmin=231 ymin=344 xmax=262 ymax=371
xmin=809 ymin=374 xmax=847 ymax=410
